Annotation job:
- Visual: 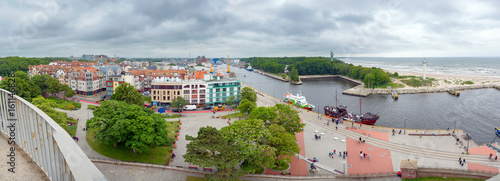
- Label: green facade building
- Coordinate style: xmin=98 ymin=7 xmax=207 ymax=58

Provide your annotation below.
xmin=206 ymin=77 xmax=241 ymax=106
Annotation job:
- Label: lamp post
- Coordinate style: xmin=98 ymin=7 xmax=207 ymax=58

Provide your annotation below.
xmin=467 ymin=134 xmax=471 ymax=153
xmin=317 ymin=104 xmax=319 ymax=118
xmin=342 ymin=161 xmax=346 ymax=174
xmin=404 ymin=117 xmax=406 ymax=135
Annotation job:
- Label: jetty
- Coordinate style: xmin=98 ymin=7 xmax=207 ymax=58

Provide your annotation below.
xmin=253 ymin=70 xmax=289 ymax=82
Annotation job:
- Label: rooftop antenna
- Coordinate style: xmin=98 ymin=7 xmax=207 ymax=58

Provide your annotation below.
xmin=422 ymin=58 xmax=427 ymax=80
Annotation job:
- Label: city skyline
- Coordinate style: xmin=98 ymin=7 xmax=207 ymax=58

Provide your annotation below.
xmin=1 ymin=0 xmax=500 ymax=58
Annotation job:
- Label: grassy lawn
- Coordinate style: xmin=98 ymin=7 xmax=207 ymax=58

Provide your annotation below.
xmin=86 ymin=120 xmax=179 ymax=165
xmin=221 ymin=112 xmax=247 ymax=119
xmin=66 ymin=117 xmax=79 ymax=137
xmin=161 ymin=113 xmax=180 ymax=119
xmin=401 ymin=78 xmax=435 ymax=87
xmin=87 ymin=105 xmax=98 ymax=109
xmin=387 ymin=82 xmax=405 ymax=88
xmin=46 ymin=97 xmax=82 ymax=110
xmin=254 ymin=165 xmax=265 ymax=174
xmin=268 ymin=160 xmax=289 ymax=171
xmin=402 ymin=177 xmax=483 ymax=181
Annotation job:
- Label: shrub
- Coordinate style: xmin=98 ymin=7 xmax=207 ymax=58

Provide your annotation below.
xmin=65 ymin=104 xmax=76 ymax=110
xmin=463 ymin=81 xmax=474 ymax=85
xmin=72 ymin=102 xmax=81 ymax=108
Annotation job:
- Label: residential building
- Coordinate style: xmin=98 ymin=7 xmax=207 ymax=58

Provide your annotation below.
xmin=106 ymin=75 xmax=125 ymax=98
xmin=123 ymin=74 xmax=141 ymax=90
xmin=69 ymin=67 xmax=102 ymax=95
xmin=182 ymin=80 xmax=207 ymax=105
xmin=205 ymin=76 xmax=241 ymax=106
xmin=151 ymin=77 xmax=182 ymax=106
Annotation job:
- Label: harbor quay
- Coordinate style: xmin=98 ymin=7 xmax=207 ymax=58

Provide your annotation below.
xmin=245 ymin=83 xmax=500 ymax=180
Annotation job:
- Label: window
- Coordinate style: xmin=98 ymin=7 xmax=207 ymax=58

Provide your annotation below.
xmin=177 ymin=91 xmax=180 ymax=95
xmin=191 ymin=95 xmax=198 ymax=99
xmin=200 ymin=85 xmax=205 ymax=88
xmin=184 ymin=90 xmax=190 ymax=94
xmin=200 ymin=95 xmax=205 ymax=98
xmin=163 ymin=91 xmax=166 ymax=95
xmin=223 ymin=88 xmax=226 ymax=92
xmin=192 ymin=90 xmax=197 ymax=94
xmin=163 ymin=96 xmax=165 ymax=101
xmin=168 ymin=96 xmax=170 ymax=101
xmin=200 ymin=90 xmax=205 ymax=93
xmin=167 ymin=91 xmax=170 ymax=95
xmin=216 ymin=88 xmax=220 ymax=92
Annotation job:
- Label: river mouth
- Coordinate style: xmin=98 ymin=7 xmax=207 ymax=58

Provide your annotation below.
xmin=232 ymin=67 xmax=500 ymax=145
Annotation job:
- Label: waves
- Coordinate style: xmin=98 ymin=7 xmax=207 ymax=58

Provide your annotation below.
xmin=340 ymin=57 xmax=500 ymax=77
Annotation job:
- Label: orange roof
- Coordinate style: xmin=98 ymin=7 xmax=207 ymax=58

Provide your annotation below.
xmin=194 ymin=71 xmax=208 ymax=79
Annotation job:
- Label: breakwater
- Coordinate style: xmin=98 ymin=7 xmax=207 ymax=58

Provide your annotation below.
xmin=253 ymin=70 xmax=289 ymax=82
xmin=372 ymin=84 xmax=500 ymax=95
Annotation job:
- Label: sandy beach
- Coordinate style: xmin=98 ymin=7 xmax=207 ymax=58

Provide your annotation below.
xmin=385 ymin=69 xmax=500 ymax=89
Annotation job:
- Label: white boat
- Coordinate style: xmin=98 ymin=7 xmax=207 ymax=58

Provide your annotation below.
xmin=283 ymin=92 xmax=315 ymax=110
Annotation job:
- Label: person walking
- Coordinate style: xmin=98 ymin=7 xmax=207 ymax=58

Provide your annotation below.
xmin=459 ymin=157 xmax=462 ymax=163
xmin=496 ymin=156 xmax=498 ymax=161
xmin=360 ymin=153 xmax=363 ymax=159
xmin=346 ymin=151 xmax=348 ymax=157
xmin=339 ymin=152 xmax=342 ymax=157
xmin=463 ymin=158 xmax=466 ymax=164
xmin=363 ymin=153 xmax=366 ymax=158
xmin=490 ymin=153 xmax=493 ymax=160
xmin=392 ymin=129 xmax=395 ymax=136
xmin=367 ymin=154 xmax=370 ymax=160
xmin=333 ymin=150 xmax=336 ymax=154
xmin=360 ymin=123 xmax=362 ymax=128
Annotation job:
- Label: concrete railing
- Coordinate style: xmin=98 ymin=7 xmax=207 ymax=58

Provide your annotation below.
xmin=0 ymin=89 xmax=106 ymax=181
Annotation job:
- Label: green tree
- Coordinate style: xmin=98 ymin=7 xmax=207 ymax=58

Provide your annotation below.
xmin=0 ymin=77 xmax=32 ymax=101
xmin=267 ymin=124 xmax=300 ymax=165
xmin=63 ymin=85 xmax=76 ymax=99
xmin=244 ymin=63 xmax=249 ymax=68
xmin=31 ymin=74 xmax=51 ymax=92
xmin=31 ymin=96 xmax=68 ymax=129
xmin=289 ymin=67 xmax=299 ymax=82
xmin=241 ymin=87 xmax=257 ymax=103
xmin=237 ymin=99 xmax=256 ymax=115
xmin=273 ymin=104 xmax=305 ymax=134
xmin=14 ymin=71 xmax=30 ymax=82
xmin=89 ymin=100 xmax=170 ymax=153
xmin=46 ymin=77 xmax=63 ymax=96
xmin=249 ymin=106 xmax=277 ymax=124
xmin=171 ymin=96 xmax=187 ymax=112
xmin=221 ymin=119 xmax=276 ymax=174
xmin=184 ymin=126 xmax=245 ymax=181
xmin=224 ymin=96 xmax=236 ymax=113
xmin=111 ymin=83 xmax=143 ymax=106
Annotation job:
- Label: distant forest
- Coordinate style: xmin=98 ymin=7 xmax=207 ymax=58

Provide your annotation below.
xmin=0 ymin=57 xmax=61 ymax=76
xmin=241 ymin=57 xmax=391 ymax=87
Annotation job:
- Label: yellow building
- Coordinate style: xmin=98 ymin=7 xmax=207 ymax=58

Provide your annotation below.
xmin=151 ymin=77 xmax=183 ymax=106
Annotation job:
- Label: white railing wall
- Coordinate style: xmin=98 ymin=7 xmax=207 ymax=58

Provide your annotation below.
xmin=0 ymin=89 xmax=106 ymax=181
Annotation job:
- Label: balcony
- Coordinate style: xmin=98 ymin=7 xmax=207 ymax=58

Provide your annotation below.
xmin=0 ymin=89 xmax=106 ymax=180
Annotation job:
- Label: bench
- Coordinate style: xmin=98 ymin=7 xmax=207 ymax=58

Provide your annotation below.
xmin=188 ymin=166 xmax=198 ymax=170
xmin=203 ymin=167 xmax=213 ymax=172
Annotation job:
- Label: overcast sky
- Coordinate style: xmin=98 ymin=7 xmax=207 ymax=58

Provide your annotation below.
xmin=1 ymin=0 xmax=499 ymax=58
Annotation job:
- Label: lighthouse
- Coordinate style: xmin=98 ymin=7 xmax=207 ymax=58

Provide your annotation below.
xmin=422 ymin=59 xmax=427 ymax=80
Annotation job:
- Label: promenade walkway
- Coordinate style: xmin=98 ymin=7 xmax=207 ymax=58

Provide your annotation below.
xmin=0 ymin=135 xmax=49 ymax=181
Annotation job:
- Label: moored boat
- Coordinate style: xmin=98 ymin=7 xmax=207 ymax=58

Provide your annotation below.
xmin=283 ymin=92 xmax=315 ymax=110
xmin=345 ymin=98 xmax=379 ymax=125
xmin=324 ymin=90 xmax=348 ymax=118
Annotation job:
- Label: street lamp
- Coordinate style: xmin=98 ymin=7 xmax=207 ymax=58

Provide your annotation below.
xmin=317 ymin=104 xmax=319 ymax=118
xmin=404 ymin=117 xmax=406 ymax=135
xmin=467 ymin=133 xmax=471 ymax=153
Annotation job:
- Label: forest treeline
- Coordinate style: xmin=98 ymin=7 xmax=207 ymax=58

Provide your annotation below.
xmin=0 ymin=57 xmax=63 ymax=76
xmin=241 ymin=57 xmax=391 ymax=87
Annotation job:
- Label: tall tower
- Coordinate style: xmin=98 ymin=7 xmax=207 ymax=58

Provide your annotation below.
xmin=422 ymin=59 xmax=427 ymax=80
xmin=330 ymin=50 xmax=334 ymax=61
xmin=227 ymin=54 xmax=230 ymax=73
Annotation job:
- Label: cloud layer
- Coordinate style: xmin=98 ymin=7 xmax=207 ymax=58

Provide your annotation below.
xmin=1 ymin=0 xmax=499 ymax=58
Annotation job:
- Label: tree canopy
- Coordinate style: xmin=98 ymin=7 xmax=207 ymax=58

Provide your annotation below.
xmin=289 ymin=67 xmax=299 ymax=82
xmin=0 ymin=71 xmax=41 ymax=102
xmin=88 ymin=100 xmax=170 ymax=153
xmin=184 ymin=126 xmax=245 ymax=180
xmin=0 ymin=57 xmax=51 ymax=77
xmin=111 ymin=83 xmax=143 ymax=106
xmin=267 ymin=124 xmax=300 ymax=164
xmin=250 ymin=104 xmax=304 ymax=134
xmin=241 ymin=87 xmax=257 ymax=103
xmin=241 ymin=57 xmax=391 ymax=87
xmin=237 ymin=99 xmax=256 ymax=114
xmin=171 ymin=96 xmax=187 ymax=111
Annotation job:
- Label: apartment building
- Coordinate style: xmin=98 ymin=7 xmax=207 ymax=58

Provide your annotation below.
xmin=69 ymin=67 xmax=102 ymax=95
xmin=151 ymin=77 xmax=182 ymax=106
xmin=182 ymin=80 xmax=207 ymax=105
xmin=205 ymin=76 xmax=241 ymax=106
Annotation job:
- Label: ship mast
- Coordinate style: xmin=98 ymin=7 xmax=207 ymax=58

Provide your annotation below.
xmin=359 ymin=98 xmax=362 ymax=115
xmin=335 ymin=89 xmax=338 ymax=107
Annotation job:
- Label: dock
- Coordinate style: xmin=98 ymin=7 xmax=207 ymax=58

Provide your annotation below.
xmin=447 ymin=88 xmax=460 ymax=96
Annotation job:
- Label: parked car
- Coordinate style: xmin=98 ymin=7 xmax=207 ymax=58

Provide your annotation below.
xmin=203 ymin=106 xmax=212 ymax=110
xmin=172 ymin=109 xmax=182 ymax=112
xmin=183 ymin=105 xmax=197 ymax=111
